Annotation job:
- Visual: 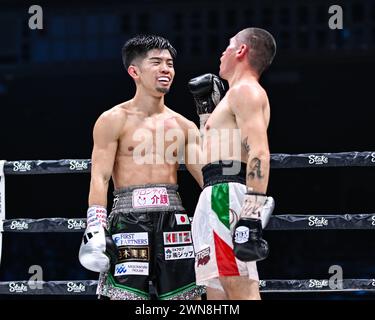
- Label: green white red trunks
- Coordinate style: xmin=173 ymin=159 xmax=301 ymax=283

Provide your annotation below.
xmin=192 ymin=161 xmax=259 ymax=291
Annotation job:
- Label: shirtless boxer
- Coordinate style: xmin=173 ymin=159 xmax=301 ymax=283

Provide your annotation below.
xmin=79 ymin=35 xmax=204 ymax=300
xmin=188 ymin=28 xmax=276 ymax=300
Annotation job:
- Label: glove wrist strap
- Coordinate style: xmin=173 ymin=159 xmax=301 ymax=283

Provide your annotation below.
xmin=199 ymin=113 xmax=210 ymax=132
xmin=87 ymin=205 xmax=108 ymax=229
xmin=241 ymin=193 xmax=268 ymax=220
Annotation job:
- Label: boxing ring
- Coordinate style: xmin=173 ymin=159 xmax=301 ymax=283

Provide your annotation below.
xmin=0 ymin=151 xmax=375 ymax=296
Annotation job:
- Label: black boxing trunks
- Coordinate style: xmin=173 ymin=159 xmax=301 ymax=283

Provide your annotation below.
xmin=96 ymin=184 xmax=204 ymax=300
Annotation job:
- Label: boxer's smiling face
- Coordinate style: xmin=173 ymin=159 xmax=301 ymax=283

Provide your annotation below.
xmin=138 ymin=49 xmax=175 ymax=95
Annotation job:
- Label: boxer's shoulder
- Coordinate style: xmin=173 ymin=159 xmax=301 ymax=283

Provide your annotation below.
xmin=100 ymin=101 xmax=130 ymax=120
xmin=228 ymin=82 xmax=266 ymax=115
xmin=94 ymin=103 xmax=129 ymax=136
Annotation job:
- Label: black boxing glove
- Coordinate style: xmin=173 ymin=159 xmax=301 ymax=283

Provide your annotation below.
xmin=188 ymin=73 xmax=226 ymax=131
xmin=232 ymin=192 xmax=273 ymax=262
xmin=233 ymin=217 xmax=269 ymax=262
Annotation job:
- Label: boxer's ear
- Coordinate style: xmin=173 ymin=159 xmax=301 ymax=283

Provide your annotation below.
xmin=128 ymin=65 xmax=139 ymax=79
xmin=236 ymin=44 xmax=248 ymax=59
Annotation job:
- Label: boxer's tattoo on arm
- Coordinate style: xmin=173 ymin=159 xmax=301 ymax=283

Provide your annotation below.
xmin=247 ymin=157 xmax=263 ymax=180
xmin=242 ymin=136 xmax=250 ymax=153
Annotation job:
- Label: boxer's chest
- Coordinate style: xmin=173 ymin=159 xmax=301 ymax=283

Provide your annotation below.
xmin=204 ymin=96 xmax=237 ymax=132
xmin=119 ymin=115 xmax=185 ymax=157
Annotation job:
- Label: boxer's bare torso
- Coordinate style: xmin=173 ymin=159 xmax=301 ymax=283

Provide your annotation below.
xmin=109 ymin=101 xmax=195 ymax=187
xmin=202 ymin=81 xmax=270 ymax=165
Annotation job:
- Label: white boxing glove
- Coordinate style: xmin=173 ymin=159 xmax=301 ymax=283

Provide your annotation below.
xmin=78 ymin=206 xmax=118 ymax=273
